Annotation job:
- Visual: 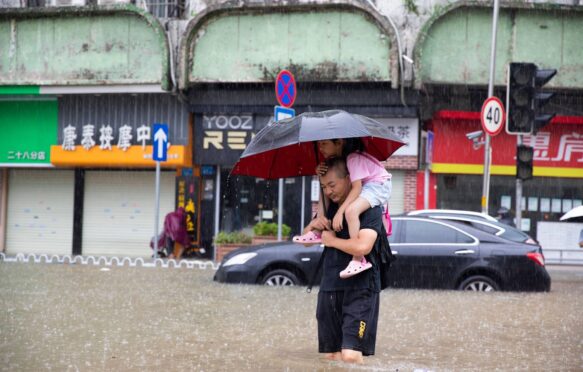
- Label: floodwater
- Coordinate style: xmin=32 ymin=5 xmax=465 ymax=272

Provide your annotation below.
xmin=1 ymin=263 xmax=582 ymax=371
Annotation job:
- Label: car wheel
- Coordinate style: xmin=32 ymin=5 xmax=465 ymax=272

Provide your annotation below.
xmin=458 ymin=275 xmax=500 ymax=292
xmin=261 ymin=269 xmax=299 ymax=286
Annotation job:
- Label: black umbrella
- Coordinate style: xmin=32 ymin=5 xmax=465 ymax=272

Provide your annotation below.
xmin=231 ymin=110 xmax=407 ymax=179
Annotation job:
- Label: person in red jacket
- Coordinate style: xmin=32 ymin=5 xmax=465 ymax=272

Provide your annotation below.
xmin=164 ymin=207 xmax=191 ymax=259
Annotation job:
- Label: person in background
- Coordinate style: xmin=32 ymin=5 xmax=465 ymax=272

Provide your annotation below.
xmin=496 ymin=207 xmax=516 ymax=227
xmin=164 ymin=207 xmax=190 ymax=259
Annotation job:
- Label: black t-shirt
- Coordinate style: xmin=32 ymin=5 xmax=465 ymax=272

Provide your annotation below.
xmin=319 ymin=203 xmax=383 ymax=292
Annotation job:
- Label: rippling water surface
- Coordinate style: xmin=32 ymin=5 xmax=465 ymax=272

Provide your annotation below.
xmin=1 ymin=263 xmax=582 ymax=371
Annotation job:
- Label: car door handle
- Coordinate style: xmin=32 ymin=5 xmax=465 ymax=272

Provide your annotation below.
xmin=454 ymin=249 xmax=475 ymax=255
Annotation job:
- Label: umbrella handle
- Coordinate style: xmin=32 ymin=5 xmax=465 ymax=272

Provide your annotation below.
xmin=313 ymin=142 xmax=328 ymax=216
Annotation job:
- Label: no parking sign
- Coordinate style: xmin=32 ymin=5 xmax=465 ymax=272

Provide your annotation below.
xmin=275 ymin=70 xmax=297 ymax=108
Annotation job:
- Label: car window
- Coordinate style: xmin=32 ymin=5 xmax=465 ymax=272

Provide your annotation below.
xmin=414 ymin=212 xmax=490 ymax=221
xmin=499 ymin=227 xmax=528 ymax=242
xmin=468 ymin=221 xmax=501 ymax=235
xmin=403 ymin=220 xmax=474 ymax=244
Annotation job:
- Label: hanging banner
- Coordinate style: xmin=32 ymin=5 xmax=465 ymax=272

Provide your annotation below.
xmin=176 ymin=175 xmax=200 ymax=252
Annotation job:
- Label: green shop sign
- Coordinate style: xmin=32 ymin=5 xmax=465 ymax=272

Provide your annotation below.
xmin=0 ymin=100 xmax=57 ymax=166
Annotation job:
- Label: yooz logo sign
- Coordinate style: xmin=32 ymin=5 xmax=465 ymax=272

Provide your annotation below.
xmin=197 ymin=114 xmax=256 ymax=165
xmin=203 ymin=115 xmax=253 ymax=130
xmin=202 ymin=115 xmax=253 ymax=151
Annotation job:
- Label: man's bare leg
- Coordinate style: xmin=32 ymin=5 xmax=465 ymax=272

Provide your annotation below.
xmin=324 ymin=352 xmax=342 ymax=361
xmin=341 ymin=349 xmax=363 ymax=364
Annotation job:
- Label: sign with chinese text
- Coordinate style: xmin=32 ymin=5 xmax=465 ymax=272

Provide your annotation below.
xmin=176 ymin=175 xmax=200 ymax=251
xmin=60 ymin=123 xmax=157 ymax=152
xmin=375 ymin=118 xmax=419 ymax=156
xmin=52 ymin=116 xmax=192 ymax=167
xmin=431 ymin=112 xmax=583 ymax=178
xmin=0 ymin=101 xmax=56 ymax=166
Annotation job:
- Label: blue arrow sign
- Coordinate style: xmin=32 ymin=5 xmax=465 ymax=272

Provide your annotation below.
xmin=152 ymin=123 xmax=168 ymax=162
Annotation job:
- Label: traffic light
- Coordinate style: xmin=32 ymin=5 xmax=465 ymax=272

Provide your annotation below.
xmin=516 ymin=145 xmax=534 ymax=180
xmin=533 ymin=68 xmax=557 ymax=134
xmin=506 ymin=63 xmax=536 ymax=134
xmin=506 ymin=63 xmax=557 ymax=135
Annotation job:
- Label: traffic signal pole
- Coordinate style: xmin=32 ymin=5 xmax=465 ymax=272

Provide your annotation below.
xmin=516 ymin=135 xmax=523 ymax=228
xmin=482 ymin=0 xmax=500 ymax=215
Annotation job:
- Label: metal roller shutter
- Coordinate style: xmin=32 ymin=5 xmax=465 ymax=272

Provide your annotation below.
xmin=6 ymin=169 xmax=74 ymax=255
xmin=82 ymin=171 xmax=175 ymax=257
xmin=389 ymin=171 xmax=405 ymax=215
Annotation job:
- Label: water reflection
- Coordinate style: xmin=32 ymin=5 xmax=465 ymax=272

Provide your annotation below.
xmin=1 ymin=263 xmax=582 ymax=371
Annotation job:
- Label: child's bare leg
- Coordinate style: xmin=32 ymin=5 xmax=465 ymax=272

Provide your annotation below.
xmin=317 ymin=197 xmax=325 ymax=218
xmin=345 ymin=197 xmax=372 ymax=239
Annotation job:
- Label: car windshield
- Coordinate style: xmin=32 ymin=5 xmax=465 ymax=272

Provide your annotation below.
xmin=462 ymin=221 xmax=502 ymax=235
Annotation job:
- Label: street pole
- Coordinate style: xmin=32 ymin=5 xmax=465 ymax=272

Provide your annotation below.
xmin=482 ymin=0 xmax=500 ymax=215
xmin=277 ymin=179 xmax=283 ymax=240
xmin=424 ymin=167 xmax=429 ymax=209
xmin=516 ymin=135 xmax=523 ymax=228
xmin=153 ymin=161 xmax=160 ymax=260
xmin=213 ymin=166 xmax=221 ymax=262
xmin=300 ymin=176 xmax=306 ymax=234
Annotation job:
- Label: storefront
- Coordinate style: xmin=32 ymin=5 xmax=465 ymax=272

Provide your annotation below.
xmin=179 ymin=3 xmax=422 ymax=257
xmin=0 ymin=99 xmax=76 ymax=255
xmin=427 ymin=110 xmax=583 ymax=239
xmin=48 ymin=94 xmax=192 ymax=257
xmin=190 ymin=84 xmax=420 ymax=257
xmin=193 ymin=110 xmax=304 ymax=257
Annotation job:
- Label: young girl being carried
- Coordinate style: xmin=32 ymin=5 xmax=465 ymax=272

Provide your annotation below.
xmin=293 ymin=138 xmax=392 ymax=279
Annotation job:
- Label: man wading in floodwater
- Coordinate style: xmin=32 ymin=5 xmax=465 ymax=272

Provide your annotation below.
xmin=302 ymin=157 xmax=383 ymax=364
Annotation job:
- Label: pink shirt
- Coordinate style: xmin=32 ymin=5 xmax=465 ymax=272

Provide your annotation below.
xmin=347 ymin=152 xmax=391 ymax=185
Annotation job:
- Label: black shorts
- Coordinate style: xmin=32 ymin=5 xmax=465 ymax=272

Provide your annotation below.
xmin=316 ymin=288 xmax=380 ymax=356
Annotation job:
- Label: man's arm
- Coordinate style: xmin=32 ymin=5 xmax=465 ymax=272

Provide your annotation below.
xmin=321 ymin=228 xmax=377 ymax=257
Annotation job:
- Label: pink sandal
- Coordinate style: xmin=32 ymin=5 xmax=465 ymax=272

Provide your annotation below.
xmin=339 ymin=257 xmax=372 ymax=279
xmin=292 ymin=231 xmax=322 ymax=244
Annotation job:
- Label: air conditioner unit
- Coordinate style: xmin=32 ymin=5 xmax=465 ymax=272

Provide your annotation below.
xmin=97 ymin=0 xmax=131 ymax=5
xmin=48 ymin=0 xmax=86 ymax=6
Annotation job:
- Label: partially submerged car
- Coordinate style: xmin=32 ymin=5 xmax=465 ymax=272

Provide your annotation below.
xmin=214 ymin=216 xmax=551 ymax=292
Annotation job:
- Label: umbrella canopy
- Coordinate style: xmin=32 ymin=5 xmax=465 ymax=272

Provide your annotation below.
xmin=231 ymin=110 xmax=407 ymax=179
xmin=560 ymin=205 xmax=583 ymax=222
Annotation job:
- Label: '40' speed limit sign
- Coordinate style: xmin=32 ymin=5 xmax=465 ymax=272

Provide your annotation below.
xmin=481 ymin=96 xmax=506 ymax=136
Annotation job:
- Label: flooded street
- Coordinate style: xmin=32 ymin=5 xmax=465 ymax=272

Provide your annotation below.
xmin=1 ymin=262 xmax=582 ymax=371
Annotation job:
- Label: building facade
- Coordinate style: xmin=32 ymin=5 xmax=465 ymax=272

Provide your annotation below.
xmin=1 ymin=0 xmax=582 ymax=258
